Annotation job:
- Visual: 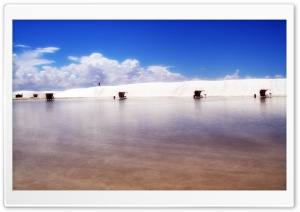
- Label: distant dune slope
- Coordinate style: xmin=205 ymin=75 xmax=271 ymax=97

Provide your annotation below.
xmin=13 ymin=79 xmax=286 ymax=98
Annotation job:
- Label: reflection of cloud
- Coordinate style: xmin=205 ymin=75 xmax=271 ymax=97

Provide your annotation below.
xmin=223 ymin=70 xmax=239 ymax=80
xmin=13 ymin=48 xmax=186 ymax=91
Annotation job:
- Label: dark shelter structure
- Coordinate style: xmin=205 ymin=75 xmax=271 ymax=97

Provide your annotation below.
xmin=15 ymin=94 xmax=23 ymax=98
xmin=259 ymin=89 xmax=271 ymax=98
xmin=33 ymin=94 xmax=38 ymax=97
xmin=193 ymin=90 xmax=205 ymax=99
xmin=118 ymin=92 xmax=127 ymax=99
xmin=45 ymin=93 xmax=54 ymax=101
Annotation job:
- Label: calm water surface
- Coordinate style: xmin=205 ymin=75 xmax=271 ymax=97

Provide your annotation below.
xmin=13 ymin=97 xmax=286 ymax=190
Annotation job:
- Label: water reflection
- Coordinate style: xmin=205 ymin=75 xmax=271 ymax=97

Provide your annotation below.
xmin=13 ymin=97 xmax=286 ymax=190
xmin=260 ymin=98 xmax=267 ymax=103
xmin=45 ymin=101 xmax=55 ymax=111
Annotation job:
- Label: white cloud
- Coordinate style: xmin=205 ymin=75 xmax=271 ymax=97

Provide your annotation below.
xmin=223 ymin=70 xmax=239 ymax=80
xmin=13 ymin=49 xmax=186 ymax=91
xmin=265 ymin=76 xmax=270 ymax=79
xmin=14 ymin=44 xmax=30 ymax=48
xmin=36 ymin=47 xmax=59 ymax=53
xmin=274 ymin=74 xmax=283 ymax=78
xmin=245 ymin=75 xmax=252 ymax=79
xmin=68 ymin=56 xmax=79 ymax=61
xmin=13 ymin=47 xmax=60 ymax=90
xmin=147 ymin=66 xmax=183 ymax=80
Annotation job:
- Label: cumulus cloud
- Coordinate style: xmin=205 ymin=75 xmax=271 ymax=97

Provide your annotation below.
xmin=13 ymin=47 xmax=59 ymax=87
xmin=223 ymin=70 xmax=239 ymax=80
xmin=13 ymin=48 xmax=186 ymax=91
xmin=13 ymin=47 xmax=61 ymax=90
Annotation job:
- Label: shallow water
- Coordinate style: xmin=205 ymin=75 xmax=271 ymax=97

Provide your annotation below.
xmin=13 ymin=97 xmax=286 ymax=190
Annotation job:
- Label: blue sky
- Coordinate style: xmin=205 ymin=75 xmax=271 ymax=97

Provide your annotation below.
xmin=13 ymin=20 xmax=286 ymax=91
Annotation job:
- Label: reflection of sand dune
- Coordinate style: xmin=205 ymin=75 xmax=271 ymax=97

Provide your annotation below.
xmin=13 ymin=78 xmax=286 ymax=98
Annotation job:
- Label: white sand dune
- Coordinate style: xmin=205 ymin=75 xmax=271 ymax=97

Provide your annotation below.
xmin=13 ymin=78 xmax=286 ymax=99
